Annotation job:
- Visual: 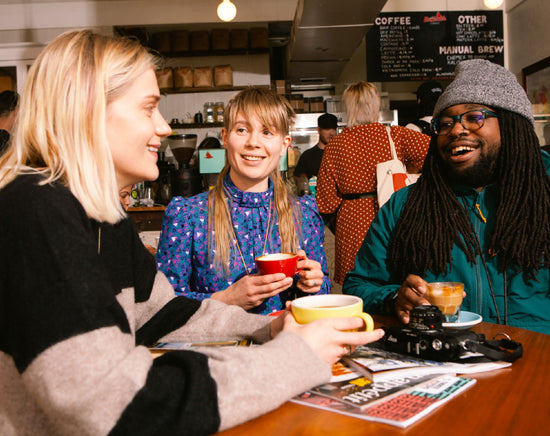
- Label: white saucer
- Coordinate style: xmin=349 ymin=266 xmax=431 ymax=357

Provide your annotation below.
xmin=442 ymin=311 xmax=483 ymax=329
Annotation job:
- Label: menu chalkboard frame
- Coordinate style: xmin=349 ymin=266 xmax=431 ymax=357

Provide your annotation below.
xmin=366 ymin=10 xmax=504 ymax=82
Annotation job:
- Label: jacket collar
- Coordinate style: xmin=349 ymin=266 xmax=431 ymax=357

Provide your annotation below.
xmin=223 ymin=174 xmax=274 ymax=208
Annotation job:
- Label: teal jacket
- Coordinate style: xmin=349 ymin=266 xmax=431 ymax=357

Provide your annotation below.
xmin=344 ymin=153 xmax=550 ymax=335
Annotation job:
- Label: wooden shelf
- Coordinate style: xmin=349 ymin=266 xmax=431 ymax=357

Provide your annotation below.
xmin=169 ymin=122 xmax=223 ymax=129
xmin=161 ymin=85 xmax=269 ymax=95
xmin=160 ymin=48 xmax=269 ymax=58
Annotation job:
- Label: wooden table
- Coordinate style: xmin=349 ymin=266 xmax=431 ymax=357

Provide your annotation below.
xmin=217 ymin=317 xmax=550 ymax=435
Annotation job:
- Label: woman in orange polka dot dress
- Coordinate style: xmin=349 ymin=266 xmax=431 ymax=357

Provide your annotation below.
xmin=317 ymin=82 xmax=430 ymax=285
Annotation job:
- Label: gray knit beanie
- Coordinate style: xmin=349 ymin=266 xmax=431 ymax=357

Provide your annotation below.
xmin=433 ymin=59 xmax=534 ymax=126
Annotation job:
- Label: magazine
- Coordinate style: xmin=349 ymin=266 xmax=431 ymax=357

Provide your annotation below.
xmin=329 ymin=361 xmax=362 ymax=383
xmin=292 ymin=375 xmax=476 ymax=428
xmin=149 ymin=339 xmax=253 ymax=356
xmin=310 ymin=373 xmax=437 ymax=409
xmin=342 ymin=344 xmax=511 ymax=381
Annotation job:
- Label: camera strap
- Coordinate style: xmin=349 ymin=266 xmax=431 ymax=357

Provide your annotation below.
xmin=464 ymin=337 xmax=523 ymax=362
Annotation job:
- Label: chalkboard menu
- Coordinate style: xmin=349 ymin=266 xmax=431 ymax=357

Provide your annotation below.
xmin=366 ymin=10 xmax=504 ymax=82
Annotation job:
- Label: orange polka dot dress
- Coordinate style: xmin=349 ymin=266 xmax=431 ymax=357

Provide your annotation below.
xmin=316 ymin=123 xmax=430 ymax=284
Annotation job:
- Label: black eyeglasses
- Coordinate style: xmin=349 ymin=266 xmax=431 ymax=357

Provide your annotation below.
xmin=431 ymin=109 xmax=498 ymax=136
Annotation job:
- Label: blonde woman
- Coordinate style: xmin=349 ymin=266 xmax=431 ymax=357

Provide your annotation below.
xmin=0 ymin=31 xmax=384 ymax=435
xmin=156 ymin=87 xmax=329 ymax=314
xmin=317 ymin=81 xmax=430 ymax=285
xmin=119 ymin=185 xmax=132 ymax=210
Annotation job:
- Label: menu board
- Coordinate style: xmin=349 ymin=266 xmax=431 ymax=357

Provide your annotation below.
xmin=366 ymin=10 xmax=504 ymax=82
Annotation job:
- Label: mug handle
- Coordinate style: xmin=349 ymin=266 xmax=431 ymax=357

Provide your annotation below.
xmin=356 ymin=313 xmax=374 ymax=332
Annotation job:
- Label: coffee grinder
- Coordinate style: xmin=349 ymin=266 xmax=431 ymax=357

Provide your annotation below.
xmin=167 ymin=133 xmax=202 ymax=197
xmin=155 ymin=151 xmax=176 ymax=205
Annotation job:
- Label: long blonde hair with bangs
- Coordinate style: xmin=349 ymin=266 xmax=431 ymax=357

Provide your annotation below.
xmin=0 ymin=29 xmax=158 ymax=224
xmin=343 ymin=81 xmax=381 ymax=127
xmin=208 ymin=87 xmax=301 ymax=270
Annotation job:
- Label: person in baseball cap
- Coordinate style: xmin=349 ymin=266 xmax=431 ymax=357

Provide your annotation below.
xmin=406 ymin=80 xmax=444 ymax=135
xmin=294 ymin=113 xmax=338 ymax=183
xmin=317 ymin=112 xmax=338 ymax=130
xmin=344 ymin=59 xmax=550 ymax=335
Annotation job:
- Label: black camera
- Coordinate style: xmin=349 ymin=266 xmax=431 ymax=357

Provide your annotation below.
xmin=382 ymin=305 xmax=483 ymax=361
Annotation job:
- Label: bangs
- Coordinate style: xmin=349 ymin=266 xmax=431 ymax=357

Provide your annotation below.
xmin=225 ymin=87 xmax=294 ymax=135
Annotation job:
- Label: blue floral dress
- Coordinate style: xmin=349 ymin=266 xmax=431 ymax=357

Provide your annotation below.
xmin=156 ymin=176 xmax=330 ymax=314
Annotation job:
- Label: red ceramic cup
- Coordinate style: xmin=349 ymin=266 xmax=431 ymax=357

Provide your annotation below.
xmin=255 ymin=253 xmax=303 ymax=277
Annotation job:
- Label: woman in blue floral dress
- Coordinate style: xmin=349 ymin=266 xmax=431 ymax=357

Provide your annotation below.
xmin=156 ymin=88 xmax=329 ymax=314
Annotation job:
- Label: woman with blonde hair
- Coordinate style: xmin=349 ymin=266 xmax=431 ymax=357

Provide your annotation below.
xmin=0 ymin=31 xmax=384 ymax=435
xmin=317 ymin=81 xmax=430 ymax=285
xmin=157 ymin=87 xmax=329 ymax=314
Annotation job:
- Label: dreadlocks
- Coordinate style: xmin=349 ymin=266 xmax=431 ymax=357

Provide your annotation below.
xmin=389 ymin=110 xmax=550 ymax=282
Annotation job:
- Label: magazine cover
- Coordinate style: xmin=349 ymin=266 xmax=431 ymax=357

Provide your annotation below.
xmin=311 ymin=374 xmax=437 ymax=409
xmin=292 ymin=375 xmax=476 ymax=428
xmin=361 ymin=376 xmax=476 ymax=427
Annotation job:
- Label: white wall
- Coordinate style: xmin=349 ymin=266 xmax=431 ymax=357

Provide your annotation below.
xmin=335 ymin=37 xmax=367 ymax=95
xmin=506 ymin=0 xmax=550 ymax=76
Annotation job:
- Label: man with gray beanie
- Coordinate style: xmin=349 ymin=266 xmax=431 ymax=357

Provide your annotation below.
xmin=343 ymin=59 xmax=550 ymax=335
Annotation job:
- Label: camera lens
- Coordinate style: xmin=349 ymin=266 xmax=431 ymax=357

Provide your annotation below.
xmin=409 ymin=305 xmax=443 ymax=331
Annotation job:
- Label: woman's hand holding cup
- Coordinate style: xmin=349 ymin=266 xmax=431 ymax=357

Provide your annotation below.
xmin=254 ymin=249 xmax=324 ymax=293
xmin=281 ymin=295 xmax=384 ymax=365
xmin=213 ymin=273 xmax=293 ymax=310
xmin=294 ymin=249 xmax=324 ymax=293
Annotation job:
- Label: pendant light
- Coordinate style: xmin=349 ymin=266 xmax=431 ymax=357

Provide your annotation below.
xmin=483 ymin=0 xmax=503 ymax=9
xmin=217 ymin=0 xmax=237 ymax=22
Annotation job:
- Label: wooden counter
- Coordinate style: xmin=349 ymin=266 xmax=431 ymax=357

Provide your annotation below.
xmin=127 ymin=205 xmax=166 ymax=231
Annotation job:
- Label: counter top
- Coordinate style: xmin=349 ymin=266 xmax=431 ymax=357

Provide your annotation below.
xmin=127 ymin=205 xmax=166 ymax=212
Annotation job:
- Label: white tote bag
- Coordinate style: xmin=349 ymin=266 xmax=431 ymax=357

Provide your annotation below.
xmin=376 ymin=126 xmax=419 ymax=207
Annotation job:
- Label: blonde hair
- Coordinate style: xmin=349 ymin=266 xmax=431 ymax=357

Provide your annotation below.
xmin=0 ymin=29 xmax=158 ymax=223
xmin=209 ymin=87 xmax=301 ymax=270
xmin=343 ymin=81 xmax=380 ymax=127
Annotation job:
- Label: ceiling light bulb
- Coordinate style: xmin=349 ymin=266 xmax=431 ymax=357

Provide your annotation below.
xmin=217 ymin=0 xmax=237 ymax=22
xmin=483 ymin=0 xmax=504 ymax=9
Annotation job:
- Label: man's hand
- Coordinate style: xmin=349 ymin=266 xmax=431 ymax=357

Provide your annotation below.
xmin=394 ymin=274 xmax=431 ymax=324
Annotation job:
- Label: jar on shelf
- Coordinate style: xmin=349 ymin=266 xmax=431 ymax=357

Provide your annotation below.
xmin=204 ymin=102 xmax=215 ymax=123
xmin=215 ymin=102 xmax=224 ymax=123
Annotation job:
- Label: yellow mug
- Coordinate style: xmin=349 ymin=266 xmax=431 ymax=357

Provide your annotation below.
xmin=291 ymin=294 xmax=374 ymax=331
